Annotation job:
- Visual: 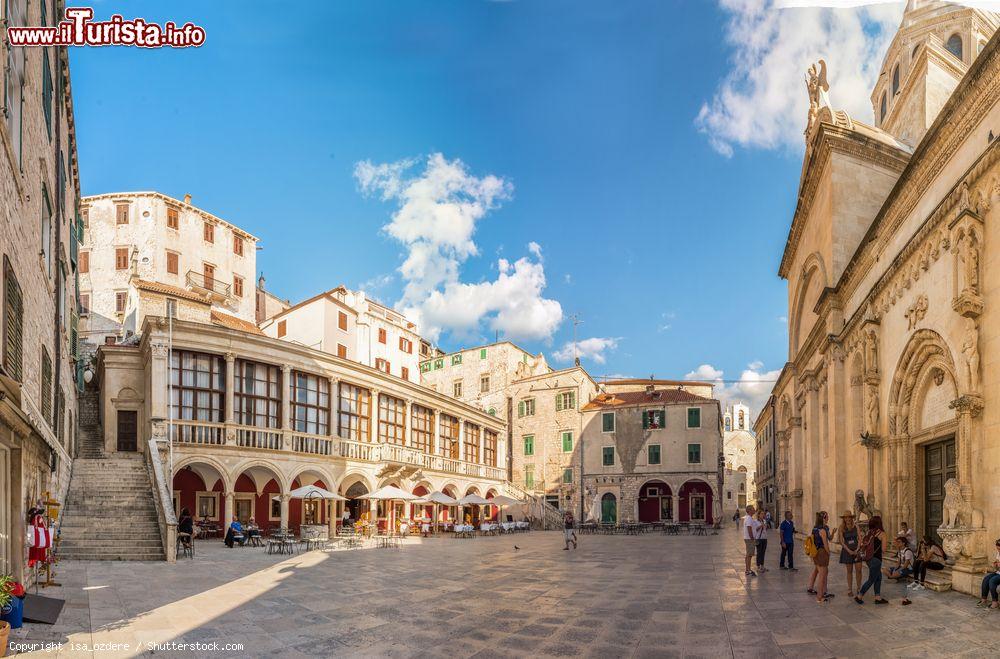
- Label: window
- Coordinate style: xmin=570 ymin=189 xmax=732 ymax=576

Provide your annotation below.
xmin=401 ymin=366 xmax=409 ymax=381
xmin=562 ymin=468 xmax=573 ymax=484
xmin=79 ymin=293 xmax=90 ymax=315
xmin=524 ymin=465 xmax=535 ymax=489
xmin=399 ymin=337 xmax=412 ymax=353
xmin=234 ymin=359 xmax=280 ymax=428
xmin=411 ymin=404 xmax=433 ymax=452
xmin=198 ymin=494 xmax=218 ymax=520
xmin=420 ymin=362 xmax=430 ymax=373
xmin=336 ymin=344 xmax=347 ymax=359
xmin=483 ymin=429 xmax=497 ymax=467
xmin=41 ymin=186 xmax=52 ymax=276
xmin=880 ymin=92 xmax=887 ymax=122
xmin=41 ymin=49 xmax=52 ymax=138
xmin=480 ymin=375 xmax=490 ymax=393
xmin=946 ymin=33 xmax=962 ymax=60
xmin=375 ymin=358 xmax=390 ymax=374
xmin=555 ymin=390 xmax=576 ymax=411
xmin=377 ymin=394 xmax=405 ymax=445
xmin=891 ymin=64 xmax=900 ymax=96
xmin=277 ymin=320 xmax=286 ymax=338
xmin=233 ymin=235 xmax=244 ymax=256
xmin=479 ymin=348 xmax=487 ymax=359
xmin=453 ymin=381 xmax=463 ymax=398
xmin=203 ymin=263 xmax=215 ymax=290
xmin=115 ymin=247 xmax=129 ymax=270
xmin=115 ymin=291 xmax=127 ymax=313
xmin=115 ymin=203 xmax=129 ymax=225
xmin=233 ymin=276 xmax=244 ymax=298
xmin=4 ymin=0 xmax=25 ymax=167
xmin=433 ymin=359 xmax=443 ymax=370
xmin=165 ymin=298 xmax=176 ymax=318
xmin=203 ymin=222 xmax=214 ymax=243
xmin=40 ymin=347 xmax=52 ymax=424
xmin=439 ymin=413 xmax=459 ymax=459
xmin=648 ymin=444 xmax=661 ymax=465
xmin=378 ymin=328 xmax=386 ymax=344
xmin=523 ymin=435 xmax=534 ymax=456
xmin=517 ymin=398 xmax=536 ymax=418
xmin=464 ymin=423 xmax=480 ymax=463
xmin=166 ymin=251 xmax=178 ymax=275
xmin=79 ymin=251 xmax=89 ymax=273
xmin=602 ymin=446 xmax=615 ymax=466
xmin=169 ymin=350 xmax=224 ymax=423
xmin=167 ymin=207 xmax=179 ymax=229
xmin=451 ymin=353 xmax=462 ymax=365
xmin=338 ymin=311 xmax=348 ymax=331
xmin=643 ymin=409 xmax=665 ymax=430
xmin=687 ymin=407 xmax=701 ymax=428
xmin=687 ymin=444 xmax=702 ymax=464
xmin=602 ymin=412 xmax=615 ymax=433
xmin=338 ymin=382 xmax=371 ymax=442
xmin=291 ymin=370 xmax=330 ymax=435
xmin=561 ymin=431 xmax=573 ymax=453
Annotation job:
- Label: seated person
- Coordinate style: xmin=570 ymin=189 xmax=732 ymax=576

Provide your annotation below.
xmin=224 ymin=517 xmax=246 ymax=548
xmin=245 ymin=517 xmax=261 ymax=537
xmin=177 ymin=508 xmax=194 ymax=547
xmin=884 ymin=535 xmax=915 ymax=581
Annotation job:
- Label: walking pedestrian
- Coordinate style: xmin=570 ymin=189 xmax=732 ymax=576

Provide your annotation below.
xmin=742 ymin=504 xmax=759 ymax=577
xmin=755 ymin=508 xmax=768 ymax=573
xmin=779 ymin=511 xmax=797 ymax=571
xmin=855 ymin=515 xmax=888 ymax=605
xmin=977 ymin=539 xmax=1000 ymax=609
xmin=807 ymin=511 xmax=832 ymax=603
xmin=838 ymin=510 xmax=863 ymax=596
xmin=765 ymin=510 xmax=772 ymax=529
xmin=911 ymin=535 xmax=945 ymax=590
xmin=563 ymin=512 xmax=577 ymax=550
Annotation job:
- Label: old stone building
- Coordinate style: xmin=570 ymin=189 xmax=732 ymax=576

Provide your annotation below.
xmin=753 ymin=396 xmax=776 ymax=516
xmin=78 ymin=191 xmax=259 ymax=346
xmin=0 ymin=0 xmax=80 ymax=579
xmin=722 ymin=402 xmax=757 ymax=507
xmin=579 ymin=384 xmax=723 ymax=525
xmin=771 ymin=1 xmax=1000 ymax=594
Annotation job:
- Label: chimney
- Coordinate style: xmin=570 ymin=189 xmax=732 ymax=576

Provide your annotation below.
xmin=645 ymin=384 xmax=655 ymax=396
xmin=183 ymin=193 xmax=192 ymax=206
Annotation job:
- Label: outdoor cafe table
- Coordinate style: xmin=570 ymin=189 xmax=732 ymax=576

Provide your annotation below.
xmin=374 ymin=535 xmax=401 ymax=549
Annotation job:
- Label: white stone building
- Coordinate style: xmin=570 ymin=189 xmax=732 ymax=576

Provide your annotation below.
xmin=722 ymin=402 xmax=757 ymax=508
xmin=78 ymin=192 xmax=258 ymax=346
xmin=259 ymin=286 xmax=424 ymax=383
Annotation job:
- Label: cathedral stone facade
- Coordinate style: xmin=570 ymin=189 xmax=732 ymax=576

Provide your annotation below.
xmin=772 ymin=1 xmax=1000 ymax=595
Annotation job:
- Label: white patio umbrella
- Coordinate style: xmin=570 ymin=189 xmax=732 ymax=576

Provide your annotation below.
xmin=489 ymin=495 xmax=522 ymax=524
xmin=413 ymin=491 xmax=458 ymax=533
xmin=287 ymin=485 xmax=347 ymax=501
xmin=457 ymin=494 xmax=491 ymax=526
xmin=355 ymin=485 xmax=420 ymax=535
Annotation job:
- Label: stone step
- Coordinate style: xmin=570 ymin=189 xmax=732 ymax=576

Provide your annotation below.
xmin=59 ymin=552 xmax=165 ymax=561
xmin=61 ymin=539 xmax=165 ymax=549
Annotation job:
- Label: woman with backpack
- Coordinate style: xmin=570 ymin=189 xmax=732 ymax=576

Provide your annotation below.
xmin=855 ymin=515 xmax=889 ymax=605
xmin=807 ymin=511 xmax=832 ymax=603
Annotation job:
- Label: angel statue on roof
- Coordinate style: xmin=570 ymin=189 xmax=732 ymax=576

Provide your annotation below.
xmin=804 ymin=59 xmax=831 ymax=139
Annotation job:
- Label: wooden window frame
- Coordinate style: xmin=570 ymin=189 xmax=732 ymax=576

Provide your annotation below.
xmin=79 ymin=292 xmax=90 ymax=316
xmin=483 ymin=429 xmax=497 ymax=467
xmin=602 ymin=412 xmax=615 ymax=433
xmin=234 ymin=359 xmax=281 ymax=429
xmin=40 ymin=347 xmax=52 ymax=424
xmin=233 ymin=234 xmax=244 ymax=256
xmin=463 ymin=423 xmax=480 ymax=463
xmin=336 ymin=344 xmax=347 ymax=359
xmin=166 ymin=206 xmax=179 ymax=230
xmin=291 ymin=370 xmax=330 ymax=436
xmin=115 ymin=291 xmax=127 ymax=313
xmin=338 ymin=311 xmax=348 ymax=331
xmin=648 ymin=444 xmax=661 ymax=465
xmin=377 ymin=328 xmax=386 ymax=344
xmin=166 ymin=251 xmax=179 ymax=275
xmin=687 ymin=443 xmax=702 ymax=464
xmin=115 ymin=203 xmax=129 ymax=225
xmin=115 ymin=247 xmax=129 ymax=270
xmin=410 ymin=404 xmax=433 ymax=453
xmin=4 ymin=257 xmax=25 ymax=381
xmin=453 ymin=381 xmax=462 ymax=398
xmin=523 ymin=435 xmax=534 ymax=456
xmin=602 ymin=446 xmax=615 ymax=466
xmin=687 ymin=407 xmax=702 ymax=429
xmin=400 ymin=366 xmax=409 ymax=381
xmin=233 ymin=275 xmax=244 ymax=298
xmin=561 ymin=431 xmax=573 ymax=453
xmin=377 ymin=393 xmax=406 ymax=445
xmin=556 ymin=390 xmax=576 ymax=411
xmin=438 ymin=413 xmax=459 ymax=459
xmin=277 ymin=320 xmax=286 ymax=338
xmin=480 ymin=375 xmax=489 ymax=394
xmin=169 ymin=350 xmax=225 ymax=422
xmin=78 ymin=250 xmax=89 ymax=273
xmin=338 ymin=382 xmax=371 ymax=442
xmin=203 ymin=221 xmax=215 ymax=243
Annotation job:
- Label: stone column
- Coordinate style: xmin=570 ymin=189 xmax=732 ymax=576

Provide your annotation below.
xmin=671 ymin=492 xmax=680 ymax=522
xmin=224 ymin=492 xmax=235 ymax=535
xmin=827 ymin=347 xmax=847 ymax=515
xmin=949 ymin=394 xmax=983 ymax=499
xmin=224 ymin=352 xmax=236 ymax=424
xmin=279 ymin=493 xmax=291 ymax=530
xmin=149 ymin=342 xmax=170 ymax=423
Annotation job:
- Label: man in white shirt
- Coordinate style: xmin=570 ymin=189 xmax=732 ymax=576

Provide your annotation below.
xmin=742 ymin=505 xmax=760 ymax=577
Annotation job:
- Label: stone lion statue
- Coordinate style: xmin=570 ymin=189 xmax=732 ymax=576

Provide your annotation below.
xmin=853 ymin=489 xmax=879 ymax=521
xmin=942 ymin=478 xmax=983 ymax=529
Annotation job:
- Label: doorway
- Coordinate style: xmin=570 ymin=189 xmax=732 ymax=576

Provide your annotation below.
xmin=600 ymin=493 xmax=617 ymax=523
xmin=690 ymin=495 xmax=706 ymax=522
xmin=235 ymin=496 xmax=253 ymax=523
xmin=924 ymin=437 xmax=955 ymax=544
xmin=116 ymin=410 xmax=138 ymax=452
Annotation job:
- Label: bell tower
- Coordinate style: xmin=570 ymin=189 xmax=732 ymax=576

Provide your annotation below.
xmin=871 ymin=1 xmax=998 ymax=147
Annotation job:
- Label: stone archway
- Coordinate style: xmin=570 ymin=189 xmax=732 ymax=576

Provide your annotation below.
xmin=885 ymin=329 xmax=961 ymax=540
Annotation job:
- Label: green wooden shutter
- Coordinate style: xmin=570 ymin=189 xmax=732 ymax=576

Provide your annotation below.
xmin=556 ymin=394 xmax=563 ymax=412
xmin=517 ymin=401 xmax=525 ymax=418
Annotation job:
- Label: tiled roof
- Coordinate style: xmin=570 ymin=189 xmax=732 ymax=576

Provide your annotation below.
xmin=211 ymin=310 xmax=264 ymax=335
xmin=582 ymin=388 xmax=711 ymax=411
xmin=133 ymin=279 xmax=208 ymax=305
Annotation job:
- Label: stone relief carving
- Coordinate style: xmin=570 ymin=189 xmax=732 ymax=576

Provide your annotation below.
xmin=804 ymin=59 xmax=830 ymax=139
xmin=962 ymin=235 xmax=980 ymax=296
xmin=864 ymin=329 xmax=879 ymax=376
xmin=150 ymin=343 xmax=169 ymax=358
xmin=961 ymin=317 xmax=980 ymax=393
xmin=941 ymin=478 xmax=982 ymax=530
xmin=853 ymin=489 xmax=880 ymax=521
xmin=904 ymin=294 xmax=928 ymax=330
xmin=957 ymin=181 xmax=971 ymax=213
xmin=864 ymin=382 xmax=879 ymax=435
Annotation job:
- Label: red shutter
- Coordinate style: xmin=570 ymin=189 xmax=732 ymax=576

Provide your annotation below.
xmin=79 ymin=251 xmax=89 ymax=273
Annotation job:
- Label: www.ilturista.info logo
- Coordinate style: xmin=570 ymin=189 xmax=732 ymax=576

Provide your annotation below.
xmin=7 ymin=7 xmax=205 ymax=48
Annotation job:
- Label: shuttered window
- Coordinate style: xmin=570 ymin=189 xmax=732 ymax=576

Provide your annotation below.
xmin=233 ymin=275 xmax=244 ymax=298
xmin=687 ymin=407 xmax=701 ymax=428
xmin=233 ymin=235 xmax=244 ymax=256
xmin=79 ymin=251 xmax=89 ymax=273
xmin=166 ymin=251 xmax=178 ymax=274
xmin=561 ymin=431 xmax=573 ymax=453
xmin=338 ymin=311 xmax=347 ymax=331
xmin=203 ymin=222 xmax=214 ymax=243
xmin=41 ymin=348 xmax=52 ymax=424
xmin=643 ymin=410 xmax=665 ymax=429
xmin=115 ymin=203 xmax=129 ymax=225
xmin=5 ymin=257 xmax=26 ymax=381
xmin=166 ymin=207 xmax=179 ymax=229
xmin=555 ymin=391 xmax=576 ymax=411
xmin=115 ymin=247 xmax=129 ymax=270
xmin=41 ymin=50 xmax=52 ymax=138
xmin=523 ymin=435 xmax=534 ymax=456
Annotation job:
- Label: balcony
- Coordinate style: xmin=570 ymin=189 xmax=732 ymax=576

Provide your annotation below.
xmin=168 ymin=420 xmax=507 ymax=482
xmin=186 ymin=270 xmax=231 ymax=303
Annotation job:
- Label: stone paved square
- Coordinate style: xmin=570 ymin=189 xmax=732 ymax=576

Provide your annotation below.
xmin=8 ymin=528 xmax=998 ymax=658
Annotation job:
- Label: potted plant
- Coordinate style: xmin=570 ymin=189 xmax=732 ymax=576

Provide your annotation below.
xmin=0 ymin=573 xmax=25 ymax=650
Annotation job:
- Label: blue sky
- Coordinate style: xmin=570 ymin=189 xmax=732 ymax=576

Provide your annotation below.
xmin=70 ymin=1 xmax=908 ymax=411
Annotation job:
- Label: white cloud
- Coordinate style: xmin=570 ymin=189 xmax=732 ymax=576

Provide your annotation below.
xmin=778 ymin=315 xmax=788 ymax=323
xmin=358 ymin=272 xmax=394 ymax=293
xmin=553 ymin=337 xmax=620 ymax=365
xmin=696 ymin=0 xmax=903 ymax=156
xmin=355 ymin=154 xmax=563 ymax=342
xmin=564 ymin=273 xmax=572 ymax=284
xmin=685 ymin=361 xmax=781 ymax=420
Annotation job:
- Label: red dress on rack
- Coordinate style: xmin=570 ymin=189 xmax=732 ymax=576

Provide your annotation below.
xmin=27 ymin=514 xmax=51 ymax=567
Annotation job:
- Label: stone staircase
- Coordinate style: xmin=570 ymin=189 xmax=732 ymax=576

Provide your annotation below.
xmin=504 ymin=481 xmax=564 ymax=529
xmin=59 ymin=456 xmax=166 ymax=561
xmin=76 ymin=384 xmax=104 ymax=459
